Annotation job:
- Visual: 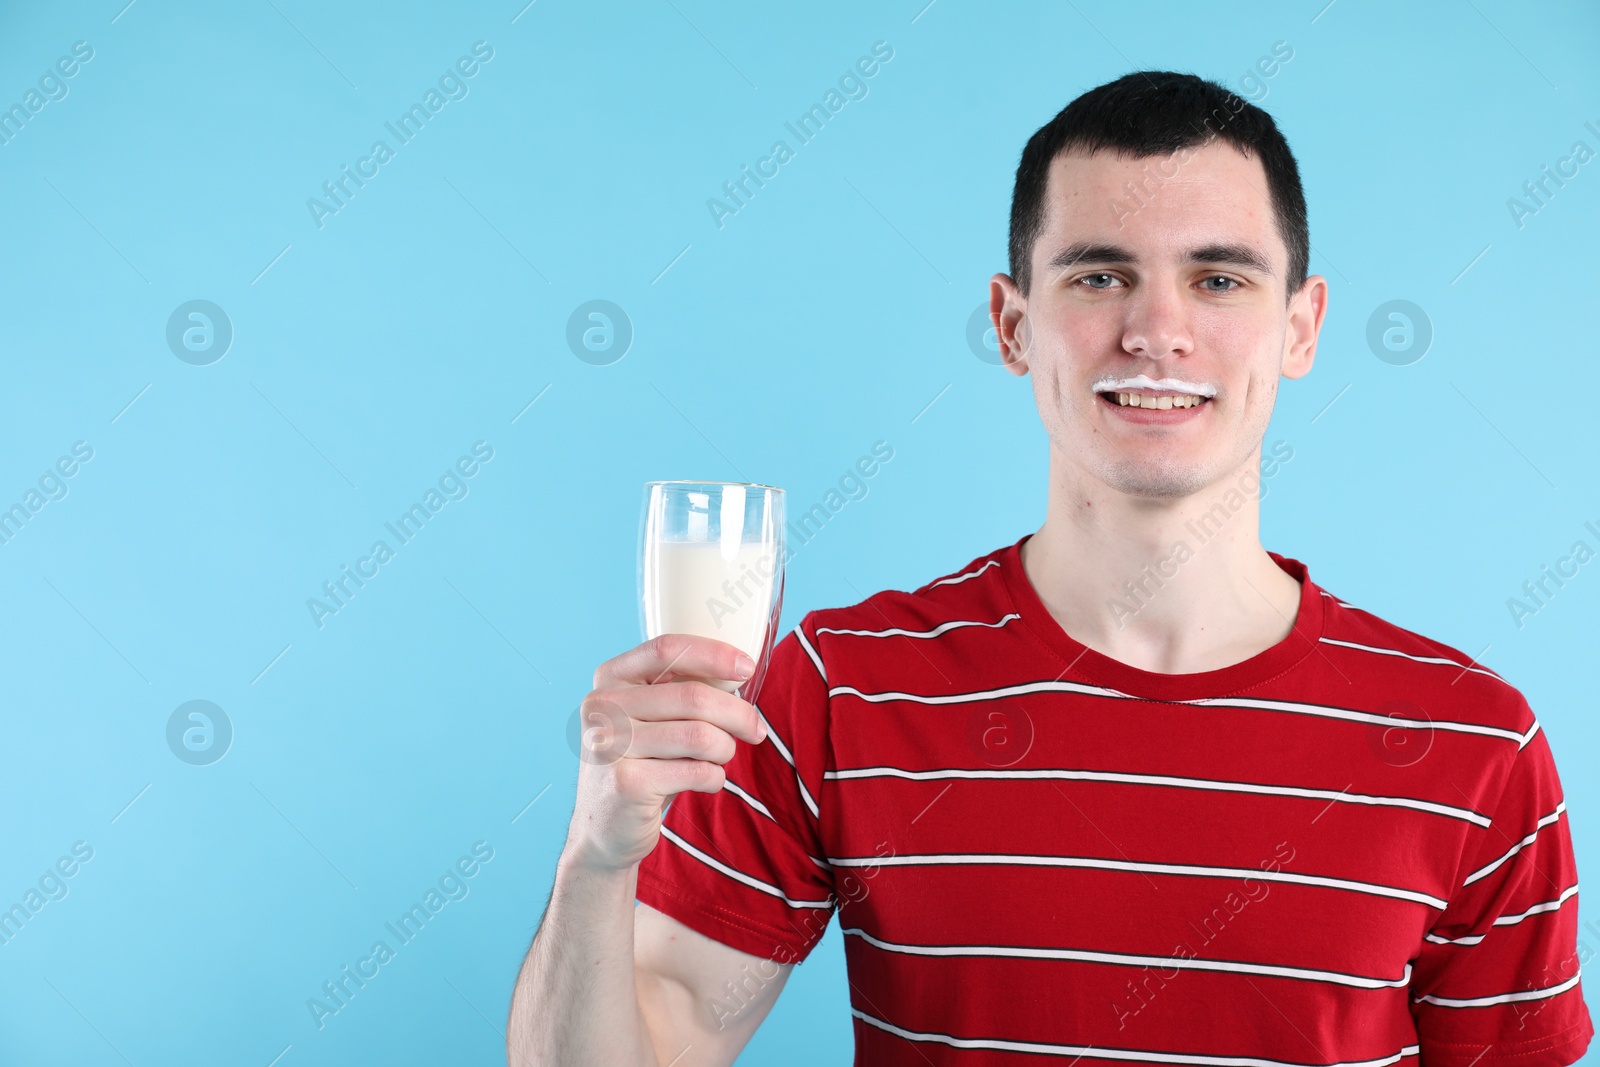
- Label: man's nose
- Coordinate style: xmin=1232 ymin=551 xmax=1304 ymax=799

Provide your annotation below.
xmin=1121 ymin=285 xmax=1195 ymax=359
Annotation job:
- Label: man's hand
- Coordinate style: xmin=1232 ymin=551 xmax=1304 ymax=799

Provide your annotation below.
xmin=566 ymin=634 xmax=768 ymax=874
xmin=508 ymin=634 xmax=782 ymax=1067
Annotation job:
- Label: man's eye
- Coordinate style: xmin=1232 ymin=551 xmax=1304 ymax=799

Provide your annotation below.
xmin=1201 ymin=275 xmax=1240 ymax=291
xmin=1078 ymin=273 xmax=1120 ymax=290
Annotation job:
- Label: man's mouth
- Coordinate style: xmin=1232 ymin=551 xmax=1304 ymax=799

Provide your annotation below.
xmin=1097 ymin=390 xmax=1211 ymax=410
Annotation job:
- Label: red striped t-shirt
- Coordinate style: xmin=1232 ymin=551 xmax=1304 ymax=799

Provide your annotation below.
xmin=636 ymin=534 xmax=1593 ymax=1066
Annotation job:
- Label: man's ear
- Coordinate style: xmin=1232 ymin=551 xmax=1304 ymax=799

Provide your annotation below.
xmin=990 ymin=272 xmax=1030 ymax=376
xmin=1282 ymin=274 xmax=1327 ymax=381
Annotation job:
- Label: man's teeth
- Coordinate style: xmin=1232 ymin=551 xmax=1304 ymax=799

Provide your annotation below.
xmin=1110 ymin=392 xmax=1206 ymax=410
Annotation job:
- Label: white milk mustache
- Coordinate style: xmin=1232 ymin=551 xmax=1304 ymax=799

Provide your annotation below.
xmin=642 ymin=541 xmax=777 ymax=692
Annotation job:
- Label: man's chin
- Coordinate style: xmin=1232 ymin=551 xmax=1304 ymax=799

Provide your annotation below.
xmin=1099 ymin=462 xmax=1214 ymax=501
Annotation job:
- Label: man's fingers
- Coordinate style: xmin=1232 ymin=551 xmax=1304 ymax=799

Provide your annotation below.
xmin=597 ymin=681 xmax=765 ymax=746
xmin=623 ymin=718 xmax=749 ymax=764
xmin=596 ymin=634 xmax=756 ymax=690
xmin=613 ymin=756 xmax=726 ymax=800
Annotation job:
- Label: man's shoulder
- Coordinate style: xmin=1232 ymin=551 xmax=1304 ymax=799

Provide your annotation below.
xmin=1315 ymin=580 xmax=1536 ymax=737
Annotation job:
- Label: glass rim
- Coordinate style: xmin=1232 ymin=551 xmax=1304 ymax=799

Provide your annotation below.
xmin=644 ymin=480 xmax=784 ymax=494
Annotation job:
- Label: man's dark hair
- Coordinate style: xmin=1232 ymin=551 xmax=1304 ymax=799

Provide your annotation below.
xmin=1007 ymin=71 xmax=1309 ymax=302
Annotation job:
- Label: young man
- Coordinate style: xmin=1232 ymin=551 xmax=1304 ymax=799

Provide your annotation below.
xmin=509 ymin=72 xmax=1592 ymax=1066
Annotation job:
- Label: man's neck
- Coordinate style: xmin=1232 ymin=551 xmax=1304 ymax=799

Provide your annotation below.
xmin=1021 ymin=448 xmax=1303 ymax=676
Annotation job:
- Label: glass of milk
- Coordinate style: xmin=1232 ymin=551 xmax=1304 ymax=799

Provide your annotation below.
xmin=639 ymin=482 xmax=786 ymax=698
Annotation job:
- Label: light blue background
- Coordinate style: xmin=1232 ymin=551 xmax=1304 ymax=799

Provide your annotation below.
xmin=1 ymin=1 xmax=1596 ymax=1063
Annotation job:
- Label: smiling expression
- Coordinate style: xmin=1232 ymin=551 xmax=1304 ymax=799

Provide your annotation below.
xmin=995 ymin=141 xmax=1325 ymax=501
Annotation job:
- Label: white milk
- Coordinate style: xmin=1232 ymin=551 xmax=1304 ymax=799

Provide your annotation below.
xmin=643 ymin=540 xmax=777 ymax=691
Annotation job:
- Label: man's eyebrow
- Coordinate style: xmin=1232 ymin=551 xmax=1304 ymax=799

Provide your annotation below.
xmin=1186 ymin=243 xmax=1275 ymax=277
xmin=1044 ymin=241 xmax=1276 ymax=277
xmin=1046 ymin=242 xmax=1133 ymax=272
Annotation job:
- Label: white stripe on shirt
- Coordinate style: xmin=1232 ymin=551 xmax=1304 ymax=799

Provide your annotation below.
xmin=840 ymin=925 xmax=1412 ymax=989
xmin=660 ymin=825 xmax=833 ymax=910
xmin=852 ymin=1006 xmax=1422 ymax=1066
xmin=753 ymin=705 xmax=821 ymax=821
xmin=1520 ymin=718 xmax=1542 ymax=750
xmin=1187 ymin=695 xmax=1527 ymax=745
xmin=721 ymin=777 xmax=773 ymax=820
xmin=1423 ymin=931 xmax=1485 ymax=946
xmin=1414 ymin=970 xmax=1581 ymax=1008
xmin=831 ymin=678 xmax=1124 ymax=705
xmin=827 ymin=851 xmax=1448 ymax=909
xmin=1462 ymin=803 xmax=1566 ymax=886
xmin=828 ymin=679 xmax=1527 ymax=745
xmin=823 ymin=765 xmax=1489 ymax=826
xmin=794 ymin=625 xmax=827 ymax=683
xmin=721 ymin=774 xmax=831 ymax=871
xmin=1424 ymin=884 xmax=1581 ymax=946
xmin=1494 ymin=883 xmax=1580 ymax=927
xmin=814 ymin=614 xmax=1021 ymax=640
xmin=927 ymin=559 xmax=1000 ymax=588
xmin=1318 ymin=636 xmax=1504 ymax=682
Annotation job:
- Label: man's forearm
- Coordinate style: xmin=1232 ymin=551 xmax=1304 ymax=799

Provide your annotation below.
xmin=508 ymin=846 xmax=659 ymax=1067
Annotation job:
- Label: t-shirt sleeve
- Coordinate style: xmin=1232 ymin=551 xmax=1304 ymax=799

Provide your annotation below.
xmin=1410 ymin=717 xmax=1593 ymax=1066
xmin=635 ymin=612 xmax=837 ymax=964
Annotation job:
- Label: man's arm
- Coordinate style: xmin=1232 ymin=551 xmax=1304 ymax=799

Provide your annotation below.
xmin=1409 ymin=714 xmax=1592 ymax=1062
xmin=505 ymin=634 xmax=786 ymax=1066
xmin=507 ymin=845 xmax=792 ymax=1067
xmin=635 ymin=901 xmax=793 ymax=1065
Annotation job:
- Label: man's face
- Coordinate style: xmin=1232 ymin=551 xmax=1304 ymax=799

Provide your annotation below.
xmin=993 ymin=141 xmax=1325 ymax=501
